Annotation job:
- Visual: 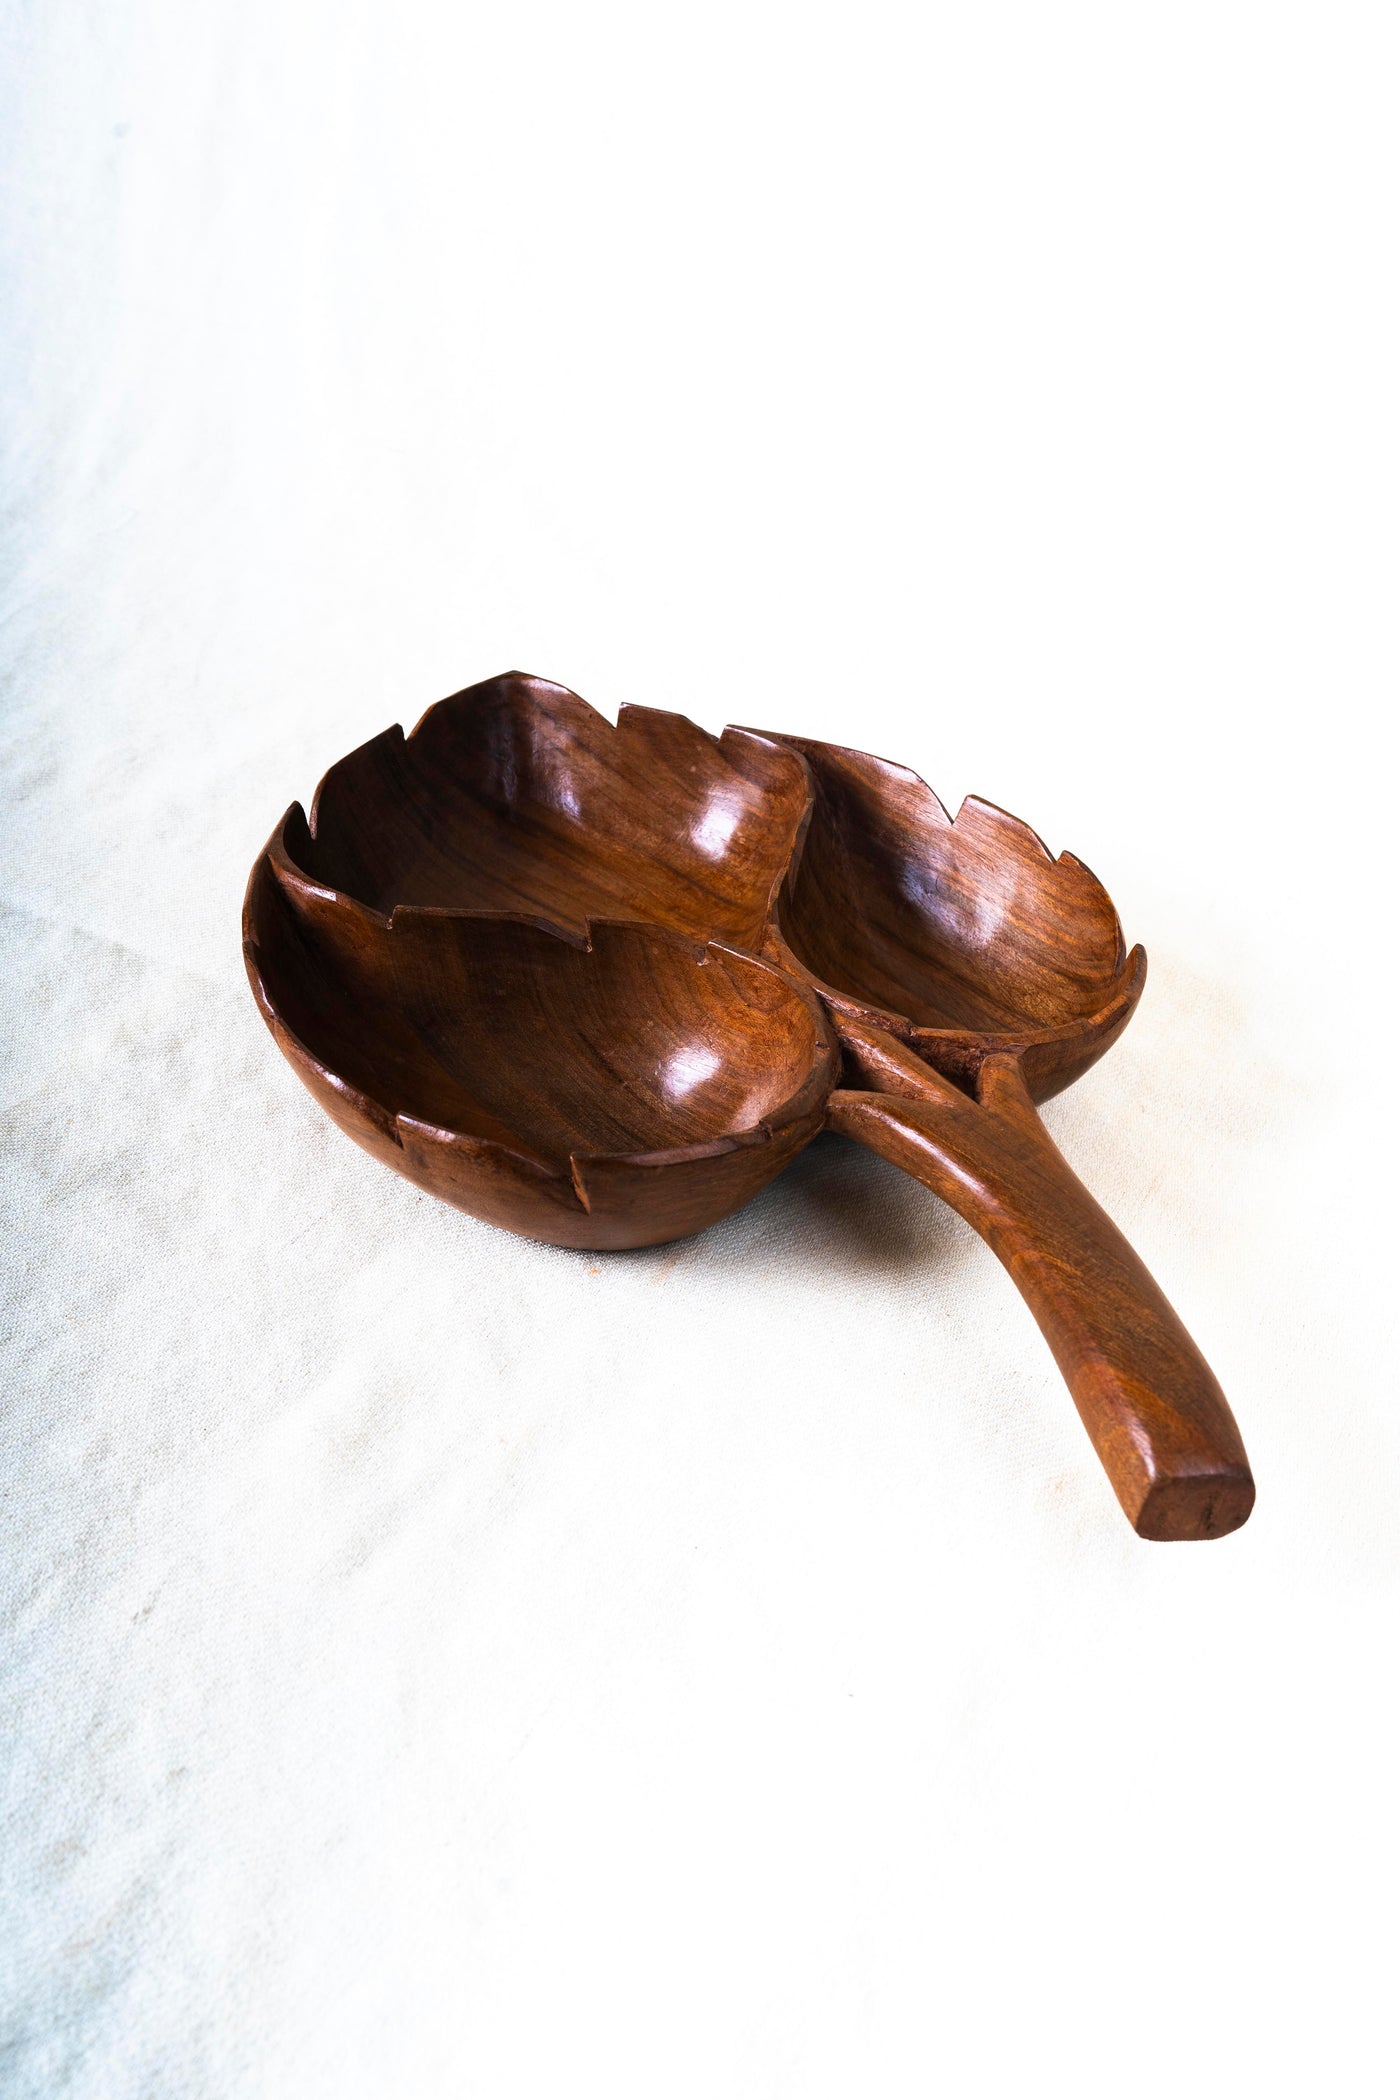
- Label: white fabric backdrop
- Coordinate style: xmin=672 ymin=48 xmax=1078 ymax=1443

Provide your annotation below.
xmin=2 ymin=4 xmax=1397 ymax=2094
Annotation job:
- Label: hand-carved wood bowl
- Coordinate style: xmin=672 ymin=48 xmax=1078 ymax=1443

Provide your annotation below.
xmin=245 ymin=880 xmax=835 ymax=1250
xmin=272 ymin=671 xmax=809 ymax=950
xmin=756 ymin=730 xmax=1147 ymax=1104
xmin=245 ymin=672 xmax=1253 ymax=1542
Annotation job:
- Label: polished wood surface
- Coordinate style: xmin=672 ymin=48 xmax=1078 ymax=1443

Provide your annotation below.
xmin=244 ymin=672 xmax=1254 ymax=1538
xmin=245 ymin=861 xmax=836 ymax=1251
xmin=284 ymin=670 xmax=810 ymax=949
xmin=827 ymin=1022 xmax=1252 ymax=1541
xmin=755 ymin=728 xmax=1146 ymax=1102
xmin=751 ymin=723 xmax=1253 ymax=1533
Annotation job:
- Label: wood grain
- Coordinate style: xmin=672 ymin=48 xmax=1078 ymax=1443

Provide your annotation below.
xmin=244 ymin=672 xmax=1255 ymax=1538
xmin=245 ymin=848 xmax=836 ymax=1250
xmin=827 ymin=1022 xmax=1253 ymax=1539
xmin=289 ymin=670 xmax=811 ymax=950
xmin=753 ymin=727 xmax=1146 ymax=1102
xmin=748 ymin=724 xmax=1252 ymax=1537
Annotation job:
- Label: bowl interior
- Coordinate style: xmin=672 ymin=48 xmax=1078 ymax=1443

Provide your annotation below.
xmin=772 ymin=738 xmax=1134 ymax=1034
xmin=393 ymin=916 xmax=823 ymax=1161
xmin=254 ymin=883 xmax=825 ymax=1167
xmin=292 ymin=673 xmax=811 ymax=953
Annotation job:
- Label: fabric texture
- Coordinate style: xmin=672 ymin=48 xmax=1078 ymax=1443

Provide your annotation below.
xmin=2 ymin=5 xmax=1396 ymax=2095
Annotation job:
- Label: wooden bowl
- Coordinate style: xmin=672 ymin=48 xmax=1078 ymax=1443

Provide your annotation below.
xmin=756 ymin=731 xmax=1146 ymax=1104
xmin=244 ymin=672 xmax=1253 ymax=1540
xmin=271 ymin=669 xmax=810 ymax=949
xmin=244 ymin=862 xmax=835 ymax=1251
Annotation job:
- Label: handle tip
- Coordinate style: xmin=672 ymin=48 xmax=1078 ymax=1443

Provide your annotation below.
xmin=1130 ymin=1467 xmax=1255 ymax=1542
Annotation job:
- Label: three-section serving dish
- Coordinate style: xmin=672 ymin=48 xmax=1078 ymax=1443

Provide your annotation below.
xmin=244 ymin=672 xmax=1253 ymax=1541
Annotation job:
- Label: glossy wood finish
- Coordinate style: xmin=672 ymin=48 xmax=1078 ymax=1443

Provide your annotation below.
xmin=754 ymin=726 xmax=1251 ymax=1537
xmin=827 ymin=1022 xmax=1253 ymax=1541
xmin=245 ymin=673 xmax=1254 ymax=1538
xmin=245 ymin=861 xmax=836 ymax=1251
xmin=283 ymin=671 xmax=811 ymax=948
xmin=755 ymin=730 xmax=1146 ymax=1102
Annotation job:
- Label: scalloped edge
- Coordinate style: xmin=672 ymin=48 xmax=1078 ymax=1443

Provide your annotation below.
xmin=242 ymin=875 xmax=839 ymax=1211
xmin=737 ymin=725 xmax=1117 ymax=881
xmin=741 ymin=724 xmax=1141 ymax=1066
xmin=253 ymin=683 xmax=1143 ymax=1147
xmin=287 ymin=673 xmax=814 ymax=942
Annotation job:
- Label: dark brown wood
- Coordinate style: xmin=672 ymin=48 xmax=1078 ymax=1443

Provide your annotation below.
xmin=244 ymin=671 xmax=1254 ymax=1539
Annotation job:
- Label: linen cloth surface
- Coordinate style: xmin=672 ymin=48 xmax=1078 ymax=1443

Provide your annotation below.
xmin=2 ymin=5 xmax=1397 ymax=2096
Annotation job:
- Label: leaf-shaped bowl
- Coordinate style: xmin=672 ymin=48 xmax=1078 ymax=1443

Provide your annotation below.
xmin=244 ymin=672 xmax=1251 ymax=1539
xmin=267 ymin=669 xmax=810 ymax=953
xmin=754 ymin=731 xmax=1146 ymax=1102
xmin=244 ymin=858 xmax=835 ymax=1250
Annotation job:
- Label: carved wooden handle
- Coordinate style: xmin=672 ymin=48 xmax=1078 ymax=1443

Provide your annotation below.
xmin=825 ymin=1022 xmax=1254 ymax=1541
